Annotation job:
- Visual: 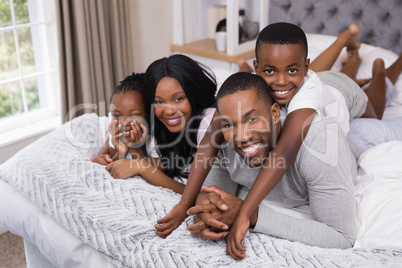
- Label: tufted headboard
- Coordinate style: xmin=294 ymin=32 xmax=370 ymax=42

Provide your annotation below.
xmin=268 ymin=0 xmax=402 ymax=54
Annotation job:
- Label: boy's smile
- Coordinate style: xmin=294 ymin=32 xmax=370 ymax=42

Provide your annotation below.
xmin=253 ymin=43 xmax=310 ymax=105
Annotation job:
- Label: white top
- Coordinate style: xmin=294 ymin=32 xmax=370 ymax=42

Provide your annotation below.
xmin=283 ymin=70 xmax=350 ymax=135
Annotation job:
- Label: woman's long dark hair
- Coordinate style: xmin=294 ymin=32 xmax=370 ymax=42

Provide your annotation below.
xmin=144 ymin=54 xmax=217 ymax=178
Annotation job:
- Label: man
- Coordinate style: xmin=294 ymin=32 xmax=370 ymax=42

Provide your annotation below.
xmin=186 ymin=72 xmax=357 ymax=259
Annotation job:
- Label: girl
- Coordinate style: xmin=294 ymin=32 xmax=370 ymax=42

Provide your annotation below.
xmin=92 ymin=73 xmax=150 ymax=164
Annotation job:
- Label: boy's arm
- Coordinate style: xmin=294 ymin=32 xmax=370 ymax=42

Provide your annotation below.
xmin=155 ymin=110 xmax=224 ymax=238
xmin=226 ymin=108 xmax=316 ymax=260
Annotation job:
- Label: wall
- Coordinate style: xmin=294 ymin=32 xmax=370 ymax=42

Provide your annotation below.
xmin=130 ymin=0 xmax=173 ymax=72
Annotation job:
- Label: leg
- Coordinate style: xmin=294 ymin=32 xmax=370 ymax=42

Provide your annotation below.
xmin=386 ymin=53 xmax=402 ymax=84
xmin=340 ymin=50 xmax=360 ymax=79
xmin=360 ymin=58 xmax=386 ymax=119
xmin=310 ymin=24 xmax=360 ymax=72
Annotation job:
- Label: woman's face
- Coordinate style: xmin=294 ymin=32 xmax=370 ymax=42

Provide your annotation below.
xmin=154 ymin=77 xmax=192 ymax=133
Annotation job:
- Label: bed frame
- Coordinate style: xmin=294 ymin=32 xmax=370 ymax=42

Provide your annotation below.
xmin=268 ymin=0 xmax=402 ymax=54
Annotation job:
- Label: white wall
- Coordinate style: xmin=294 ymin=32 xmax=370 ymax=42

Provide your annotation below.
xmin=130 ymin=0 xmax=173 ymax=72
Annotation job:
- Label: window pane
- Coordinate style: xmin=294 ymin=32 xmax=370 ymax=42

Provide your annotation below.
xmin=0 ymin=82 xmax=24 ymax=119
xmin=18 ymin=27 xmax=36 ymax=75
xmin=0 ymin=30 xmax=19 ymax=80
xmin=0 ymin=0 xmax=13 ymax=27
xmin=24 ymin=77 xmax=39 ymax=111
xmin=14 ymin=0 xmax=30 ymax=25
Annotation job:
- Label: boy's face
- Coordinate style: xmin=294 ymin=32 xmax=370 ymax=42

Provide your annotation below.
xmin=217 ymin=89 xmax=280 ymax=167
xmin=253 ymin=43 xmax=310 ymax=106
xmin=110 ymin=91 xmax=146 ymax=135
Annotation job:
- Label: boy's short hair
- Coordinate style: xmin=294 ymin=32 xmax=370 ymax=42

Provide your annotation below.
xmin=217 ymin=72 xmax=274 ymax=106
xmin=255 ymin=22 xmax=308 ymax=61
xmin=111 ymin=72 xmax=145 ymax=102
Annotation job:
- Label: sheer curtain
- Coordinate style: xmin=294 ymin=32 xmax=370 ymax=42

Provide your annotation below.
xmin=55 ymin=0 xmax=134 ymax=122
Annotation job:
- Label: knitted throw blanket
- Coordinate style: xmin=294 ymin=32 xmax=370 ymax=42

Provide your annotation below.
xmin=1 ymin=113 xmax=401 ymax=267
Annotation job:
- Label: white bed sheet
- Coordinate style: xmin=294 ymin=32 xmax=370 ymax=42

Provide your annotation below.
xmin=1 ymin=34 xmax=402 ymax=267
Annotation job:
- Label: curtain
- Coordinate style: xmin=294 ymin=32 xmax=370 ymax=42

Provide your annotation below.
xmin=56 ymin=0 xmax=134 ymax=122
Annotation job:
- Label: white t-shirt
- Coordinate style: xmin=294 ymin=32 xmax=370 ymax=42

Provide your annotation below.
xmin=283 ymin=70 xmax=350 ymax=135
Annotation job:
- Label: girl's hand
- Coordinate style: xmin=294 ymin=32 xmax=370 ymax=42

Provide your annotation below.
xmin=155 ymin=203 xmax=189 ymax=238
xmin=126 ymin=120 xmax=148 ymax=149
xmin=226 ymin=213 xmax=250 ymax=260
xmin=106 ymin=159 xmax=143 ymax=179
xmin=109 ymin=119 xmax=128 ymax=158
xmin=92 ymin=154 xmax=113 ymax=165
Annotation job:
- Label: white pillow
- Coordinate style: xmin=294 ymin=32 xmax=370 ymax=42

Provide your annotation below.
xmin=354 ymin=141 xmax=402 ymax=248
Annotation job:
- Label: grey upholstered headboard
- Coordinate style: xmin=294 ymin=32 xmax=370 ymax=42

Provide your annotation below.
xmin=268 ymin=0 xmax=402 ymax=54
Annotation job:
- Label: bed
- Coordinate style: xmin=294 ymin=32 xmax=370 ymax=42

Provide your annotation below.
xmin=1 ymin=1 xmax=402 ymax=267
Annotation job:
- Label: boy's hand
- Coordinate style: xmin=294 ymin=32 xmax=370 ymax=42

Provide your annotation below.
xmin=91 ymin=154 xmax=113 ymax=165
xmin=155 ymin=203 xmax=189 ymax=238
xmin=226 ymin=213 xmax=249 ymax=260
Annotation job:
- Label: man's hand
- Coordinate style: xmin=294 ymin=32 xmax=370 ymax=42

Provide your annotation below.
xmin=186 ymin=186 xmax=242 ymax=239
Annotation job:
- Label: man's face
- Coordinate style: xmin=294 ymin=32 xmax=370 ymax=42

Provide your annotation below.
xmin=253 ymin=43 xmax=310 ymax=106
xmin=217 ymin=89 xmax=280 ymax=167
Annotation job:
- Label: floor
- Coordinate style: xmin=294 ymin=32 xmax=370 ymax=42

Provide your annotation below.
xmin=0 ymin=232 xmax=27 ymax=268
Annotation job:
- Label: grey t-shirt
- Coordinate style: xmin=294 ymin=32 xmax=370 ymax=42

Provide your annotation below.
xmin=204 ymin=117 xmax=357 ymax=249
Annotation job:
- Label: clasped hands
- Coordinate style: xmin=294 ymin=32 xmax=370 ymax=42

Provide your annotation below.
xmin=186 ymin=186 xmax=258 ymax=260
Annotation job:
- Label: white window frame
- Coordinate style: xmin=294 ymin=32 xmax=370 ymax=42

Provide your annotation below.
xmin=0 ymin=0 xmax=60 ymax=147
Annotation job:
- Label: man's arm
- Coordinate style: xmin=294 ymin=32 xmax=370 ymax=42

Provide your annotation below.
xmin=253 ymin=126 xmax=356 ymax=249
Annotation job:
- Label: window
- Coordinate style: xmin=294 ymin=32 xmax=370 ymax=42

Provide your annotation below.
xmin=0 ymin=0 xmax=60 ymax=146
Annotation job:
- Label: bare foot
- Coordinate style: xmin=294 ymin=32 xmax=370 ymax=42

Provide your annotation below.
xmin=343 ymin=24 xmax=360 ymax=51
xmin=372 ymin=58 xmax=386 ymax=77
xmin=238 ymin=59 xmax=254 ymax=73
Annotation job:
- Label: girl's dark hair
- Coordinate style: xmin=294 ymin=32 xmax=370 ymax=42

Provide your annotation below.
xmin=111 ymin=72 xmax=145 ymax=102
xmin=144 ymin=54 xmax=217 ymax=178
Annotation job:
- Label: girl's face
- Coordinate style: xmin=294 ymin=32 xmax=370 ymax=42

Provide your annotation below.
xmin=154 ymin=77 xmax=192 ymax=133
xmin=110 ymin=91 xmax=146 ymax=133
